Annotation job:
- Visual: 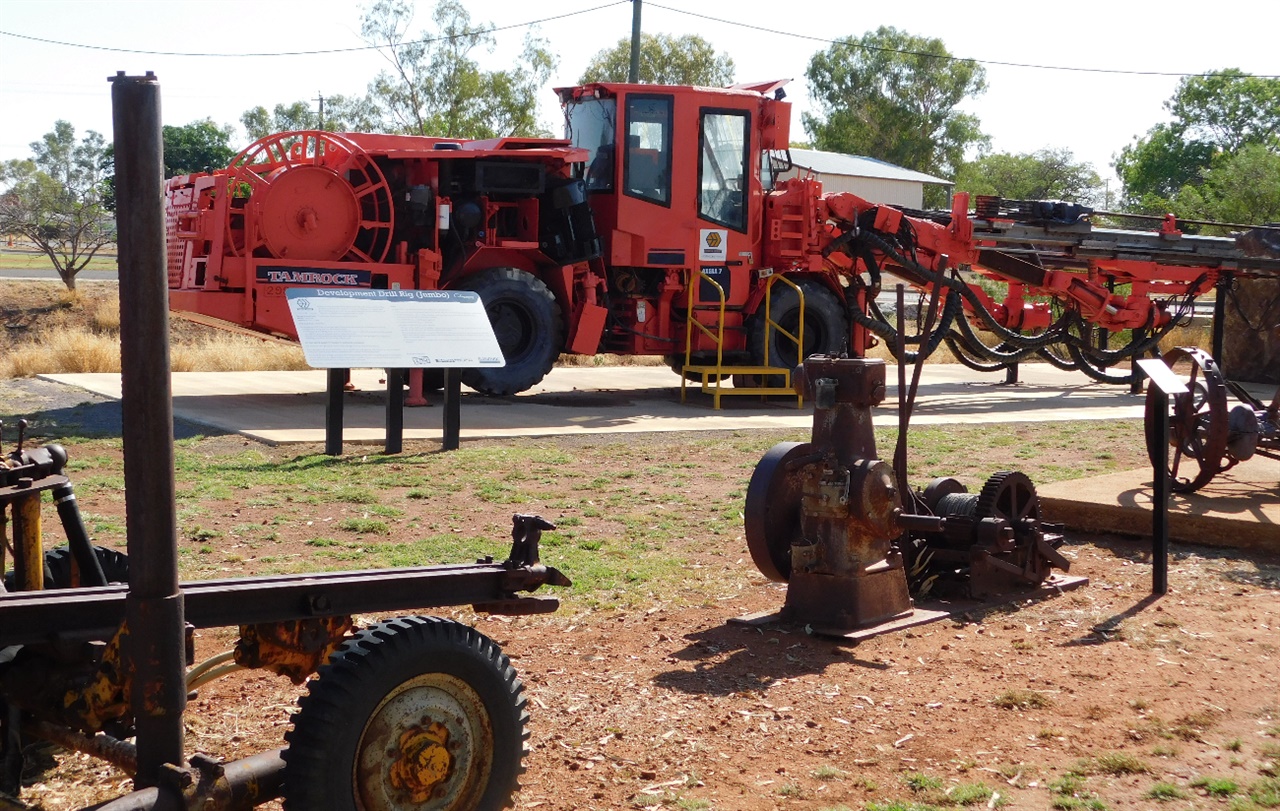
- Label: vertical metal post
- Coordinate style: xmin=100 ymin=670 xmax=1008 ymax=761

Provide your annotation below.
xmin=1129 ymin=328 xmax=1146 ymax=395
xmin=1151 ymin=388 xmax=1170 ymax=595
xmin=443 ymin=370 xmax=461 ymax=451
xmin=325 ymin=368 xmax=346 ymax=456
xmin=110 ymin=71 xmax=186 ymax=785
xmin=892 ymin=286 xmax=909 ymax=497
xmin=1212 ymin=272 xmax=1230 ymax=364
xmin=12 ymin=494 xmax=43 ymax=590
xmin=1004 ymin=329 xmax=1020 ymax=384
xmin=628 ymin=0 xmax=642 ymax=82
xmin=385 ymin=368 xmax=404 ymax=454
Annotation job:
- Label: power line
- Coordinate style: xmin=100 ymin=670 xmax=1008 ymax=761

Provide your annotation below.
xmin=646 ymin=3 xmax=1280 ymax=80
xmin=0 ymin=1 xmax=628 ymax=58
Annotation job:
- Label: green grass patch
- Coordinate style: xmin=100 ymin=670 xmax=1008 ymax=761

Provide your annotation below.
xmin=337 ymin=517 xmax=390 ymax=535
xmin=1144 ymin=782 xmax=1188 ymax=801
xmin=1191 ymin=776 xmax=1239 ymax=796
xmin=1089 ymin=753 xmax=1149 ymax=776
xmin=950 ymin=782 xmax=1001 ymax=806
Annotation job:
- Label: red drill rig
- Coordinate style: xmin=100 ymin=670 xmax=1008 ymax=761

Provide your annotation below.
xmin=164 ymin=80 xmax=1280 ymax=397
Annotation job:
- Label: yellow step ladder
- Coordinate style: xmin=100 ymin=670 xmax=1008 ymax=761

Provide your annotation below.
xmin=679 ymin=271 xmax=805 ymax=409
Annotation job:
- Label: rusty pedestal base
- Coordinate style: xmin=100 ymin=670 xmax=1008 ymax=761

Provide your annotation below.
xmin=733 ymin=574 xmax=1089 ymax=642
xmin=781 ymin=567 xmax=913 ymax=630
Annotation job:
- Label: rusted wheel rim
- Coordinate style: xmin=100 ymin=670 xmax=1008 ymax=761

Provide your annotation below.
xmin=1144 ymin=347 xmax=1229 ymax=492
xmin=355 ymin=672 xmax=493 ymax=810
xmin=744 ymin=441 xmax=815 ymax=582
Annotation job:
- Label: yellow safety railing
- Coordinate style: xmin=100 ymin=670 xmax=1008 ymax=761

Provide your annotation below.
xmin=679 ymin=271 xmax=805 ymax=409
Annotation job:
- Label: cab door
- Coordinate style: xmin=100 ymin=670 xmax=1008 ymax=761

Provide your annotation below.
xmin=693 ymin=107 xmax=755 ymax=309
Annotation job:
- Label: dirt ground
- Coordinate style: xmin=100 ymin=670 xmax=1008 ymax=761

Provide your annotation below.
xmin=3 ymin=429 xmax=1276 ymax=811
xmin=2 ymin=281 xmax=1278 ymax=810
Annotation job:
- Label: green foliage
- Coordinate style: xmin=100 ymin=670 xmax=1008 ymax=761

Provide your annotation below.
xmin=240 ymin=96 xmax=377 ymax=141
xmin=954 ymin=148 xmax=1103 ymax=205
xmin=358 ymin=0 xmax=554 ymax=138
xmin=579 ymin=33 xmax=734 ymax=86
xmin=804 ymin=26 xmax=988 ymax=181
xmin=0 ymin=121 xmax=112 ymax=290
xmin=162 ymin=119 xmax=235 ymax=177
xmin=1115 ymin=69 xmax=1279 ymax=217
xmin=1172 ymin=144 xmax=1280 ymax=229
xmin=1169 ymin=70 xmax=1280 ymax=152
xmin=1114 ymin=123 xmax=1216 ymax=212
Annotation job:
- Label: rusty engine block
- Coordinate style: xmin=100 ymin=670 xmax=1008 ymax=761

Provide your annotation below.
xmin=743 ymin=355 xmax=1074 ymax=636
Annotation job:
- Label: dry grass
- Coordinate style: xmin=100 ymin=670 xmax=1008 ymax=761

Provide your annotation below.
xmin=1 ymin=285 xmax=308 ymax=377
xmin=3 ymin=330 xmax=308 ymax=377
xmin=556 ymin=352 xmax=666 ymax=368
xmin=5 ymin=330 xmax=123 ymax=376
xmin=170 ymin=335 xmax=307 ymax=372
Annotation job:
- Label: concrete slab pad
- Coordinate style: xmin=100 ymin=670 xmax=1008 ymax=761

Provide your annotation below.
xmin=41 ymin=363 xmax=1153 ymax=445
xmin=1040 ymin=454 xmax=1280 ymax=549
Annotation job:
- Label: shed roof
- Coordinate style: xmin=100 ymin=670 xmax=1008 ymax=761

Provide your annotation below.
xmin=789 ymin=148 xmax=952 ymax=185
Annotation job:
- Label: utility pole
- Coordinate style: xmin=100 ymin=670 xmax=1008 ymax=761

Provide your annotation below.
xmin=628 ymin=0 xmax=642 ymax=83
xmin=315 ymin=93 xmax=326 ymax=130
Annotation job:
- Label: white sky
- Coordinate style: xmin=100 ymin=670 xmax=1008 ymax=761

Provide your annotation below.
xmin=1 ymin=0 xmax=1276 ymax=194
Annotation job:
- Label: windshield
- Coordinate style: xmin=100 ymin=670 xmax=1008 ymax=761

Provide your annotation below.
xmin=564 ymin=98 xmax=617 ymax=192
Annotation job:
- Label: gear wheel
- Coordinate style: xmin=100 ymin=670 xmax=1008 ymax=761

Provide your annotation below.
xmin=974 ymin=471 xmax=1041 ymax=529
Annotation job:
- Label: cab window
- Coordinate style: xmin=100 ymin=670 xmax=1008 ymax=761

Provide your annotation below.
xmin=699 ymin=110 xmax=749 ymax=231
xmin=623 ymin=95 xmax=673 ymax=206
xmin=565 ymin=97 xmax=617 ymax=192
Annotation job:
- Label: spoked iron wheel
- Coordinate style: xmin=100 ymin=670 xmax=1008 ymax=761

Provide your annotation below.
xmin=1144 ymin=346 xmax=1230 ymax=493
xmin=282 ymin=616 xmax=527 ymax=811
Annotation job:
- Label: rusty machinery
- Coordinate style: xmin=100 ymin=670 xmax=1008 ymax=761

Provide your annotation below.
xmin=163 ymin=80 xmax=1280 ymax=400
xmin=0 ymin=75 xmax=569 ymax=811
xmin=1139 ymin=225 xmax=1280 ymax=494
xmin=742 ymin=354 xmax=1080 ymax=638
xmin=1144 ymin=346 xmax=1280 ymax=492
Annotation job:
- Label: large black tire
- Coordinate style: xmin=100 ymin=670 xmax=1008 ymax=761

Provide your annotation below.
xmin=746 ymin=281 xmax=848 ymax=380
xmin=456 ymin=268 xmax=563 ymax=397
xmin=282 ymin=616 xmax=528 ymax=811
xmin=3 ymin=546 xmax=128 ymax=591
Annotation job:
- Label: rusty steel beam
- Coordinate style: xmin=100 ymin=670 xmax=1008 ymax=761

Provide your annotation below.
xmin=0 ymin=563 xmax=562 ymax=647
xmin=110 ymin=70 xmax=187 ymax=787
xmin=88 ymin=750 xmax=285 ymax=811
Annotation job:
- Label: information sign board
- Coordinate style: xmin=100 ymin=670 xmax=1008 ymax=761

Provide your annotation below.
xmin=285 ymin=289 xmax=504 ymax=369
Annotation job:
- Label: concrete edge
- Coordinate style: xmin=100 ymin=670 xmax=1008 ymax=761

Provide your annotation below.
xmin=1041 ymin=496 xmax=1277 ymax=552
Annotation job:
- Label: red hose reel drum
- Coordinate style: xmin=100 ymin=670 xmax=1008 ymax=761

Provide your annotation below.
xmin=224 ymin=131 xmax=393 ymax=263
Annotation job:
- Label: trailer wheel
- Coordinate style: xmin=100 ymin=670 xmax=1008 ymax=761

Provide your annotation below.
xmin=457 ymin=268 xmax=563 ymax=397
xmin=747 ymin=282 xmax=847 ymax=383
xmin=282 ymin=616 xmax=527 ymax=811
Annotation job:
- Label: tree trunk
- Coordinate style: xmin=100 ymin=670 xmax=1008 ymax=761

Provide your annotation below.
xmin=1222 ymin=277 xmax=1280 ymax=384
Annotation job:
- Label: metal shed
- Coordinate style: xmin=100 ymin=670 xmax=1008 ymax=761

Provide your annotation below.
xmin=780 ymin=148 xmax=952 ymax=208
